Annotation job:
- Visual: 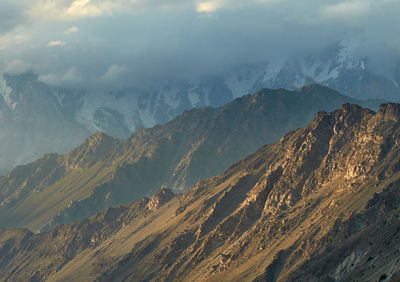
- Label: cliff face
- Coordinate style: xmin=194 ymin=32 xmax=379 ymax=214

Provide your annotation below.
xmin=1 ymin=103 xmax=400 ymax=281
xmin=0 ymin=85 xmax=381 ymax=232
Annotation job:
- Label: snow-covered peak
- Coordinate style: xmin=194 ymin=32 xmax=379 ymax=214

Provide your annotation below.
xmin=0 ymin=74 xmax=16 ymax=110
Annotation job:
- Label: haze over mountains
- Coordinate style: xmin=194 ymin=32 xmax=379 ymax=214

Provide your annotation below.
xmin=1 ymin=102 xmax=400 ymax=281
xmin=1 ymin=1 xmax=400 ymax=280
xmin=0 ymin=42 xmax=398 ymax=174
xmin=0 ymin=85 xmax=384 ymax=232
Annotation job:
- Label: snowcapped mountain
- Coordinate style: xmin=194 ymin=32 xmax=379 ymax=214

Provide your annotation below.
xmin=0 ymin=42 xmax=399 ymax=173
xmin=53 ymin=43 xmax=400 ymax=137
xmin=0 ymin=72 xmax=90 ymax=175
xmin=224 ymin=42 xmax=400 ymax=101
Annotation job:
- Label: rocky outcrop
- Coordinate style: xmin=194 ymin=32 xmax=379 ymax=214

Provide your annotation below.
xmin=147 ymin=188 xmax=175 ymax=211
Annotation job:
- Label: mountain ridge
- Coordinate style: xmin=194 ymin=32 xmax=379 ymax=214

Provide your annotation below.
xmin=0 ymin=85 xmax=385 ymax=232
xmin=1 ymin=102 xmax=400 ymax=281
xmin=0 ymin=41 xmax=399 ymax=174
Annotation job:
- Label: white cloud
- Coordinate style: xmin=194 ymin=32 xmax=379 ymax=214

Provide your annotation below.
xmin=195 ymin=0 xmax=280 ymax=14
xmin=0 ymin=33 xmax=28 ymax=50
xmin=48 ymin=40 xmax=67 ymax=47
xmin=3 ymin=59 xmax=32 ymax=74
xmin=30 ymin=0 xmax=115 ymax=21
xmin=196 ymin=1 xmax=223 ymax=13
xmin=64 ymin=26 xmax=78 ymax=34
xmin=66 ymin=0 xmax=112 ymax=18
xmin=321 ymin=1 xmax=371 ymax=20
xmin=38 ymin=67 xmax=81 ymax=86
xmin=27 ymin=0 xmax=282 ymax=20
xmin=102 ymin=65 xmax=129 ymax=81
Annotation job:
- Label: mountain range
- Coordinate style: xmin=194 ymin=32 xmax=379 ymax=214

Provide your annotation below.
xmin=0 ymin=85 xmax=384 ymax=233
xmin=0 ymin=42 xmax=399 ymax=174
xmin=1 ymin=102 xmax=400 ymax=281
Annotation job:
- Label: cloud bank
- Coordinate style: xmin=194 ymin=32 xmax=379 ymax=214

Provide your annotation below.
xmin=0 ymin=0 xmax=399 ymax=89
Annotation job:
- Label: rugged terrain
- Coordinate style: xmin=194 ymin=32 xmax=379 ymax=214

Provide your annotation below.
xmin=0 ymin=42 xmax=399 ymax=174
xmin=1 ymin=103 xmax=400 ymax=281
xmin=0 ymin=85 xmax=383 ymax=232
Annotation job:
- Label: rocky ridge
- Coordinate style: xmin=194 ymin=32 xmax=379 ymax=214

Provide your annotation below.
xmin=0 ymin=85 xmax=383 ymax=232
xmin=1 ymin=103 xmax=400 ymax=281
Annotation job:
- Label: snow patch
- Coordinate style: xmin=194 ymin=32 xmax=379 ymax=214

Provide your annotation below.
xmin=0 ymin=74 xmax=16 ymax=110
xmin=188 ymin=86 xmax=200 ymax=106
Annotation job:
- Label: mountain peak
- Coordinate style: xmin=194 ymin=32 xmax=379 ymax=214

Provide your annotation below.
xmin=147 ymin=188 xmax=175 ymax=211
xmin=65 ymin=131 xmax=117 ymax=170
xmin=377 ymin=103 xmax=400 ymax=122
xmin=87 ymin=130 xmax=114 ymax=144
xmin=338 ymin=103 xmax=365 ymax=115
xmin=334 ymin=103 xmax=374 ymax=123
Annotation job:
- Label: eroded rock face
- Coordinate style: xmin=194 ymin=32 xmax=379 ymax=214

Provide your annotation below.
xmin=2 ymin=103 xmax=400 ymax=281
xmin=147 ymin=188 xmax=175 ymax=211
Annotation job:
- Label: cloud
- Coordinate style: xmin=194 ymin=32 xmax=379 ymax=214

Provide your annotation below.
xmin=196 ymin=1 xmax=223 ymax=13
xmin=28 ymin=0 xmax=115 ymax=21
xmin=26 ymin=0 xmax=281 ymax=21
xmin=64 ymin=26 xmax=78 ymax=34
xmin=195 ymin=0 xmax=280 ymax=14
xmin=3 ymin=59 xmax=32 ymax=74
xmin=0 ymin=33 xmax=28 ymax=51
xmin=0 ymin=0 xmax=399 ymax=90
xmin=48 ymin=40 xmax=67 ymax=47
xmin=0 ymin=1 xmax=27 ymax=34
xmin=321 ymin=0 xmax=371 ymax=21
xmin=38 ymin=67 xmax=81 ymax=86
xmin=102 ymin=65 xmax=129 ymax=81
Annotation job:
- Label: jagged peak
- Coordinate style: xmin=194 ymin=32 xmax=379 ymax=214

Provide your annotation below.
xmin=311 ymin=103 xmax=365 ymax=125
xmin=334 ymin=103 xmax=377 ymax=120
xmin=63 ymin=131 xmax=118 ymax=169
xmin=86 ymin=131 xmax=115 ymax=146
xmin=147 ymin=188 xmax=175 ymax=211
xmin=90 ymin=130 xmax=112 ymax=139
xmin=338 ymin=103 xmax=363 ymax=113
xmin=377 ymin=103 xmax=400 ymax=122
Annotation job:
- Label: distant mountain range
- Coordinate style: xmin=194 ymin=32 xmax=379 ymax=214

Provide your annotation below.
xmin=0 ymin=73 xmax=90 ymax=175
xmin=0 ymin=42 xmax=399 ymax=174
xmin=1 ymin=102 xmax=400 ymax=281
xmin=0 ymin=85 xmax=384 ymax=232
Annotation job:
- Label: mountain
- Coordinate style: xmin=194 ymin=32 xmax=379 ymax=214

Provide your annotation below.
xmin=0 ymin=85 xmax=384 ymax=232
xmin=0 ymin=85 xmax=384 ymax=234
xmin=49 ymin=42 xmax=400 ymax=136
xmin=0 ymin=42 xmax=398 ymax=174
xmin=0 ymin=72 xmax=90 ymax=175
xmin=1 ymin=103 xmax=400 ymax=281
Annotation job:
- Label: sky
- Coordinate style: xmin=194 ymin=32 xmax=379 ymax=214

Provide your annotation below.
xmin=0 ymin=0 xmax=399 ymax=89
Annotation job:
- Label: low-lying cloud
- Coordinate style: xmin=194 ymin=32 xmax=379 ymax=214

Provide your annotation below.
xmin=0 ymin=0 xmax=399 ymax=89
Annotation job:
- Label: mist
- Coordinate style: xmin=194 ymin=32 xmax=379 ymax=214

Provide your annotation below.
xmin=0 ymin=0 xmax=399 ymax=89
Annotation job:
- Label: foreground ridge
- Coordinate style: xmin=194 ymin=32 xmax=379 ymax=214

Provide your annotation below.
xmin=1 ymin=103 xmax=400 ymax=281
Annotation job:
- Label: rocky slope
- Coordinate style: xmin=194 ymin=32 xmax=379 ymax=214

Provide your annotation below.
xmin=1 ymin=42 xmax=399 ymax=174
xmin=0 ymin=85 xmax=383 ymax=232
xmin=1 ymin=103 xmax=400 ymax=281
